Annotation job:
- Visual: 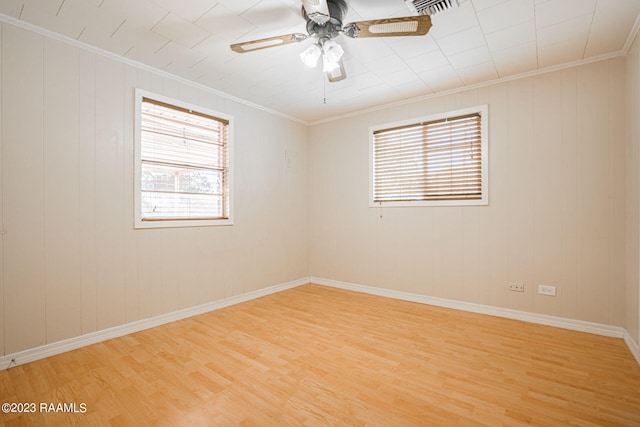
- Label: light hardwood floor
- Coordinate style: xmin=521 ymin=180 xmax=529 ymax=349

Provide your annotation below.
xmin=1 ymin=284 xmax=640 ymax=426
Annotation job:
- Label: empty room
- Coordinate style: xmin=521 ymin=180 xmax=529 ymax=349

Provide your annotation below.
xmin=1 ymin=0 xmax=640 ymax=425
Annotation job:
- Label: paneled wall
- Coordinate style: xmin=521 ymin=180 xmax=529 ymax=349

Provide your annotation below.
xmin=626 ymin=32 xmax=640 ymax=344
xmin=308 ymin=58 xmax=628 ymax=327
xmin=0 ymin=23 xmax=309 ymax=355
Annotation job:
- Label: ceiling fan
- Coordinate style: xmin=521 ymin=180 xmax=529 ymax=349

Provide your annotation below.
xmin=230 ymin=0 xmax=433 ymax=83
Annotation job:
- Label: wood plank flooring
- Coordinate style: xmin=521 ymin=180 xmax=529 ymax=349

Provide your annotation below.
xmin=1 ymin=284 xmax=640 ymax=426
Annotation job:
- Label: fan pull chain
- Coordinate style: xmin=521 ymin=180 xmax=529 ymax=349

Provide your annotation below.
xmin=323 ymin=77 xmax=327 ymax=104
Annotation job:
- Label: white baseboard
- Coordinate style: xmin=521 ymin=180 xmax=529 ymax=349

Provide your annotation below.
xmin=310 ymin=277 xmax=628 ymax=339
xmin=0 ymin=277 xmax=309 ymax=371
xmin=624 ymin=330 xmax=640 ymax=366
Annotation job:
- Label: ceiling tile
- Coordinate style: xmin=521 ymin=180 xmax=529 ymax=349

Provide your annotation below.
xmin=406 ymin=50 xmax=450 ymax=73
xmin=344 ymin=37 xmax=397 ymax=63
xmin=418 ymin=65 xmax=464 ymax=92
xmin=122 ymin=29 xmax=171 ymax=62
xmin=192 ymin=35 xmax=240 ymax=64
xmin=195 ymin=3 xmax=262 ymax=42
xmin=584 ymin=0 xmax=640 ymax=57
xmin=101 ymin=0 xmax=168 ymax=30
xmin=239 ymin=0 xmax=302 ymax=35
xmin=436 ymin=26 xmax=486 ymax=56
xmin=472 ymin=0 xmax=510 ymax=12
xmin=537 ymin=36 xmax=586 ymax=68
xmin=429 ymin=0 xmax=479 ymax=37
xmin=385 ymin=36 xmax=438 ymax=60
xmin=485 ymin=20 xmax=535 ymax=51
xmin=535 ymin=0 xmax=596 ymax=29
xmin=365 ymin=54 xmax=410 ymax=77
xmin=476 ymin=0 xmax=533 ymax=34
xmin=347 ymin=0 xmax=407 ymax=20
xmin=491 ymin=42 xmax=537 ymax=77
xmin=536 ymin=13 xmax=591 ymax=48
xmin=0 ymin=0 xmax=25 ymax=18
xmin=20 ymin=0 xmax=95 ymax=39
xmin=148 ymin=0 xmax=215 ymax=23
xmin=448 ymin=45 xmax=493 ymax=68
xmin=383 ymin=67 xmax=422 ymax=87
xmin=351 ymin=72 xmax=386 ymax=91
xmin=456 ymin=60 xmax=499 ymax=85
xmin=215 ymin=0 xmax=262 ymax=16
xmin=152 ymin=12 xmax=211 ymax=49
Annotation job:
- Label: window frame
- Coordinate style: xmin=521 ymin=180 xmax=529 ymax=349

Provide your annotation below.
xmin=134 ymin=88 xmax=234 ymax=229
xmin=369 ymin=105 xmax=488 ymax=208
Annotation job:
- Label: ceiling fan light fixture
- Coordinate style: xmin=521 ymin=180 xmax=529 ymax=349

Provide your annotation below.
xmin=300 ymin=43 xmax=322 ymax=67
xmin=322 ymin=55 xmax=340 ymax=73
xmin=322 ymin=39 xmax=344 ymax=62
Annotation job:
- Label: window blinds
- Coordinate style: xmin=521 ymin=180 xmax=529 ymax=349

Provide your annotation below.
xmin=372 ymin=113 xmax=483 ymax=203
xmin=140 ymin=97 xmax=229 ymax=221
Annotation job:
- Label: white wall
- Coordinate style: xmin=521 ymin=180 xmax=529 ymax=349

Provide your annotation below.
xmin=309 ymin=58 xmax=628 ymax=327
xmin=626 ymin=31 xmax=640 ymax=344
xmin=0 ymin=22 xmax=309 ymax=355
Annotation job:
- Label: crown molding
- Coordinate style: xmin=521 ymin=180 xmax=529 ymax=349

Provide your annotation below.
xmin=623 ymin=11 xmax=640 ymax=55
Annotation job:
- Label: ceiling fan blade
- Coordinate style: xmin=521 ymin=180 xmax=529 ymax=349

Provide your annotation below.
xmin=301 ymin=0 xmax=331 ymax=24
xmin=343 ymin=15 xmax=432 ymax=38
xmin=326 ymin=59 xmax=346 ymax=83
xmin=230 ymin=33 xmax=308 ymax=53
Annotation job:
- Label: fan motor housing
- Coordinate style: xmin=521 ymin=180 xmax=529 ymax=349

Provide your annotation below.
xmin=303 ymin=0 xmax=347 ymax=40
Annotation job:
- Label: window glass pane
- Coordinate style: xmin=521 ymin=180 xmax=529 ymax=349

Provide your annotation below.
xmin=141 ymin=192 xmax=223 ymax=219
xmin=141 ymin=163 xmax=223 ymax=195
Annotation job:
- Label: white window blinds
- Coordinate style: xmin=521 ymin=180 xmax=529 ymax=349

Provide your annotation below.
xmin=372 ymin=112 xmax=484 ymax=204
xmin=140 ymin=97 xmax=229 ymax=221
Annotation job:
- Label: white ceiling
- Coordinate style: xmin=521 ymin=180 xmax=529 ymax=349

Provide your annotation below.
xmin=1 ymin=0 xmax=639 ymax=123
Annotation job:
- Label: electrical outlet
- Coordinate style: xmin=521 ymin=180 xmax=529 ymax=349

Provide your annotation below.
xmin=538 ymin=285 xmax=557 ymax=296
xmin=508 ymin=282 xmax=524 ymax=292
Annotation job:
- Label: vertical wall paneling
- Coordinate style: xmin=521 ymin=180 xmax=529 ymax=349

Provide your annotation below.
xmin=576 ymin=61 xmax=611 ymax=325
xmin=505 ymin=79 xmax=535 ymax=312
xmin=626 ymin=34 xmax=640 ymax=342
xmin=432 ymin=207 xmax=463 ymax=301
xmin=123 ymin=66 xmax=139 ymax=324
xmin=396 ymin=208 xmax=434 ymax=295
xmin=532 ymin=72 xmax=564 ymax=317
xmin=2 ymin=25 xmax=46 ymax=354
xmin=43 ymin=38 xmax=82 ymax=343
xmin=160 ymin=228 xmax=179 ymax=314
xmin=78 ymin=50 xmax=98 ymax=335
xmin=176 ymin=207 xmax=198 ymax=307
xmin=609 ymin=58 xmax=627 ymax=328
xmin=94 ymin=55 xmax=126 ymax=330
xmin=374 ymin=208 xmax=399 ymax=291
xmin=488 ymin=83 xmax=509 ymax=309
xmin=560 ymin=68 xmax=579 ymax=320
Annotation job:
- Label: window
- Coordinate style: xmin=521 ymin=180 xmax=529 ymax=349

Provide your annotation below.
xmin=370 ymin=105 xmax=488 ymax=207
xmin=134 ymin=89 xmax=233 ymax=228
